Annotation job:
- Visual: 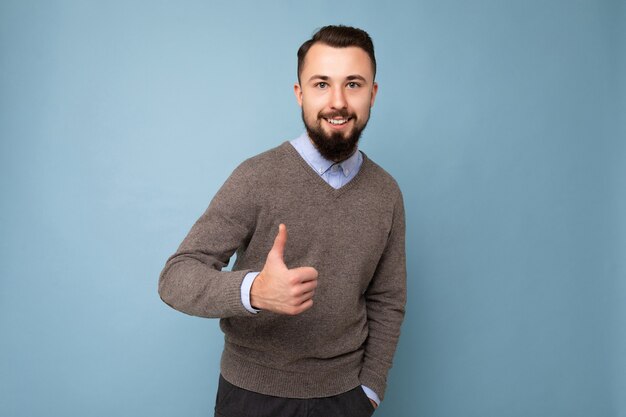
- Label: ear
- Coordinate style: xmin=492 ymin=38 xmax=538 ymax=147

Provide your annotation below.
xmin=370 ymin=82 xmax=379 ymax=108
xmin=294 ymin=83 xmax=303 ymax=107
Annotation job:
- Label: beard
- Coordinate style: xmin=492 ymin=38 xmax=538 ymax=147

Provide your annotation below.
xmin=302 ymin=108 xmax=370 ymax=162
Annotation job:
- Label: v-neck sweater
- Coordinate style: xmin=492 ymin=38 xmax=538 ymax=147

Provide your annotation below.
xmin=159 ymin=141 xmax=406 ymax=400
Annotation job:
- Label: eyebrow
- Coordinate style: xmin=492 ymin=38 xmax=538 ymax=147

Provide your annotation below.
xmin=307 ymin=74 xmax=368 ymax=83
xmin=346 ymin=75 xmax=367 ymax=82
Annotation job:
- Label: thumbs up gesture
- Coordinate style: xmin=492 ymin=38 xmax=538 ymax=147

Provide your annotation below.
xmin=250 ymin=224 xmax=319 ymax=315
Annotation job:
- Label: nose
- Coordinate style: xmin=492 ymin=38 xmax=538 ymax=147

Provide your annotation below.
xmin=330 ymin=86 xmax=347 ymax=109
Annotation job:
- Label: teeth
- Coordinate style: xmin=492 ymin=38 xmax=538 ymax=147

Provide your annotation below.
xmin=327 ymin=118 xmax=348 ymax=125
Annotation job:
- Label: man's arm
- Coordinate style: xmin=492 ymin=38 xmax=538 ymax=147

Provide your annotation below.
xmin=359 ymin=192 xmax=407 ymax=402
xmin=159 ymin=162 xmax=318 ymax=318
xmin=158 ymin=163 xmax=258 ymax=318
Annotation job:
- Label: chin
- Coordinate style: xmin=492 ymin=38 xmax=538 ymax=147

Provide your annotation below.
xmin=324 ymin=128 xmax=353 ymax=139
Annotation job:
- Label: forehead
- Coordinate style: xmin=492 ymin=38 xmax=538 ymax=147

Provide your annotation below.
xmin=301 ymin=43 xmax=374 ymax=81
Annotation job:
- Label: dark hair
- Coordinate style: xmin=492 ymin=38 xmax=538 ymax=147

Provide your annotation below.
xmin=297 ymin=25 xmax=376 ymax=83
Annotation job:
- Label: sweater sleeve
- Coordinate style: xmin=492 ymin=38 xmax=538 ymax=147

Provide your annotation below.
xmin=158 ymin=161 xmax=258 ymax=318
xmin=359 ymin=191 xmax=407 ymax=400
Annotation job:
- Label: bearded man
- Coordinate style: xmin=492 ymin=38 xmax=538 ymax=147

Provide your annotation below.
xmin=159 ymin=25 xmax=406 ymax=417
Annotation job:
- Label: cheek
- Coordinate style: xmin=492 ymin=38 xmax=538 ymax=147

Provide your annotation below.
xmin=302 ymin=95 xmax=326 ymax=110
xmin=301 ymin=108 xmax=320 ymax=127
xmin=353 ymin=100 xmax=372 ymax=118
xmin=348 ymin=93 xmax=373 ymax=111
xmin=302 ymin=99 xmax=324 ymax=118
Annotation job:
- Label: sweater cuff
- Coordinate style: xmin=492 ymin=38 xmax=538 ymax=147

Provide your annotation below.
xmin=359 ymin=367 xmax=387 ymax=402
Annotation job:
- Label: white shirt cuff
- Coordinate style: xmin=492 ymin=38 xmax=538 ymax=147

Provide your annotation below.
xmin=241 ymin=272 xmax=260 ymax=314
xmin=361 ymin=385 xmax=380 ymax=406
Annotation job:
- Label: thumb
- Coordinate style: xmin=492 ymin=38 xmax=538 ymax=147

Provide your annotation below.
xmin=268 ymin=224 xmax=288 ymax=264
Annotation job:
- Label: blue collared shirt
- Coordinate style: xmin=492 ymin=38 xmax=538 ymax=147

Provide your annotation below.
xmin=239 ymin=133 xmax=379 ymax=405
xmin=289 ymin=131 xmax=363 ymax=189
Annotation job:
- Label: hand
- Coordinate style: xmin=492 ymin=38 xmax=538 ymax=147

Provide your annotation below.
xmin=250 ymin=224 xmax=318 ymax=315
xmin=369 ymin=399 xmax=378 ymax=409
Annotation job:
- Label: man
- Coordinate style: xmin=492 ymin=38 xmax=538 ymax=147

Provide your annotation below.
xmin=159 ymin=25 xmax=406 ymax=417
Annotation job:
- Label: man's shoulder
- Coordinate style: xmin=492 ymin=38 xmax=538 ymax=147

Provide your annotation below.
xmin=229 ymin=141 xmax=291 ymax=178
xmin=237 ymin=142 xmax=290 ymax=169
xmin=362 ymin=154 xmax=403 ymax=196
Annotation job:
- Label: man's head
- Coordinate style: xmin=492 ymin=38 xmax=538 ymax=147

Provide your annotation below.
xmin=295 ymin=25 xmax=378 ymax=162
xmin=297 ymin=26 xmax=377 ymax=84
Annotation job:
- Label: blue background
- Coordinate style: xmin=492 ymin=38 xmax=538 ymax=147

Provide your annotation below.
xmin=1 ymin=1 xmax=624 ymax=416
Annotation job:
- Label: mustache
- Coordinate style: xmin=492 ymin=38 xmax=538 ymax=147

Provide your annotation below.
xmin=319 ymin=109 xmax=354 ymax=119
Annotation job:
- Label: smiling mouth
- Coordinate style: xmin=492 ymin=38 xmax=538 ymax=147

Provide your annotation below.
xmin=325 ymin=117 xmax=351 ymax=126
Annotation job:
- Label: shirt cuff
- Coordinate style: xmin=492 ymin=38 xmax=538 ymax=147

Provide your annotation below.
xmin=241 ymin=272 xmax=260 ymax=314
xmin=361 ymin=385 xmax=380 ymax=406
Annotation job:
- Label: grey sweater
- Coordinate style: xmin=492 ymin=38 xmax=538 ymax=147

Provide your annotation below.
xmin=158 ymin=142 xmax=406 ymax=400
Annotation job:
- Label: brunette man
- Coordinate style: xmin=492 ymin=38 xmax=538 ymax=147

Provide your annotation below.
xmin=159 ymin=25 xmax=406 ymax=417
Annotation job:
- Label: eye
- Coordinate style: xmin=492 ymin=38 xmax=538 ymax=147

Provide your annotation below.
xmin=316 ymin=82 xmax=328 ymax=89
xmin=347 ymin=82 xmax=361 ymax=89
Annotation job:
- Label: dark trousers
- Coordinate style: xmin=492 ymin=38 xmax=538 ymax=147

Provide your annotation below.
xmin=214 ymin=375 xmax=376 ymax=417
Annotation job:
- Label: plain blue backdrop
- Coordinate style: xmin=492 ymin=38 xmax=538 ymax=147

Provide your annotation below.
xmin=1 ymin=1 xmax=624 ymax=416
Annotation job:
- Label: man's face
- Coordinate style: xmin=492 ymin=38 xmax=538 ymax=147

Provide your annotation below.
xmin=294 ymin=43 xmax=378 ymax=162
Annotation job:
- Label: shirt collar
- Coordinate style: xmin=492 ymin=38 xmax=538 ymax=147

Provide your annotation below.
xmin=290 ymin=132 xmax=360 ymax=177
